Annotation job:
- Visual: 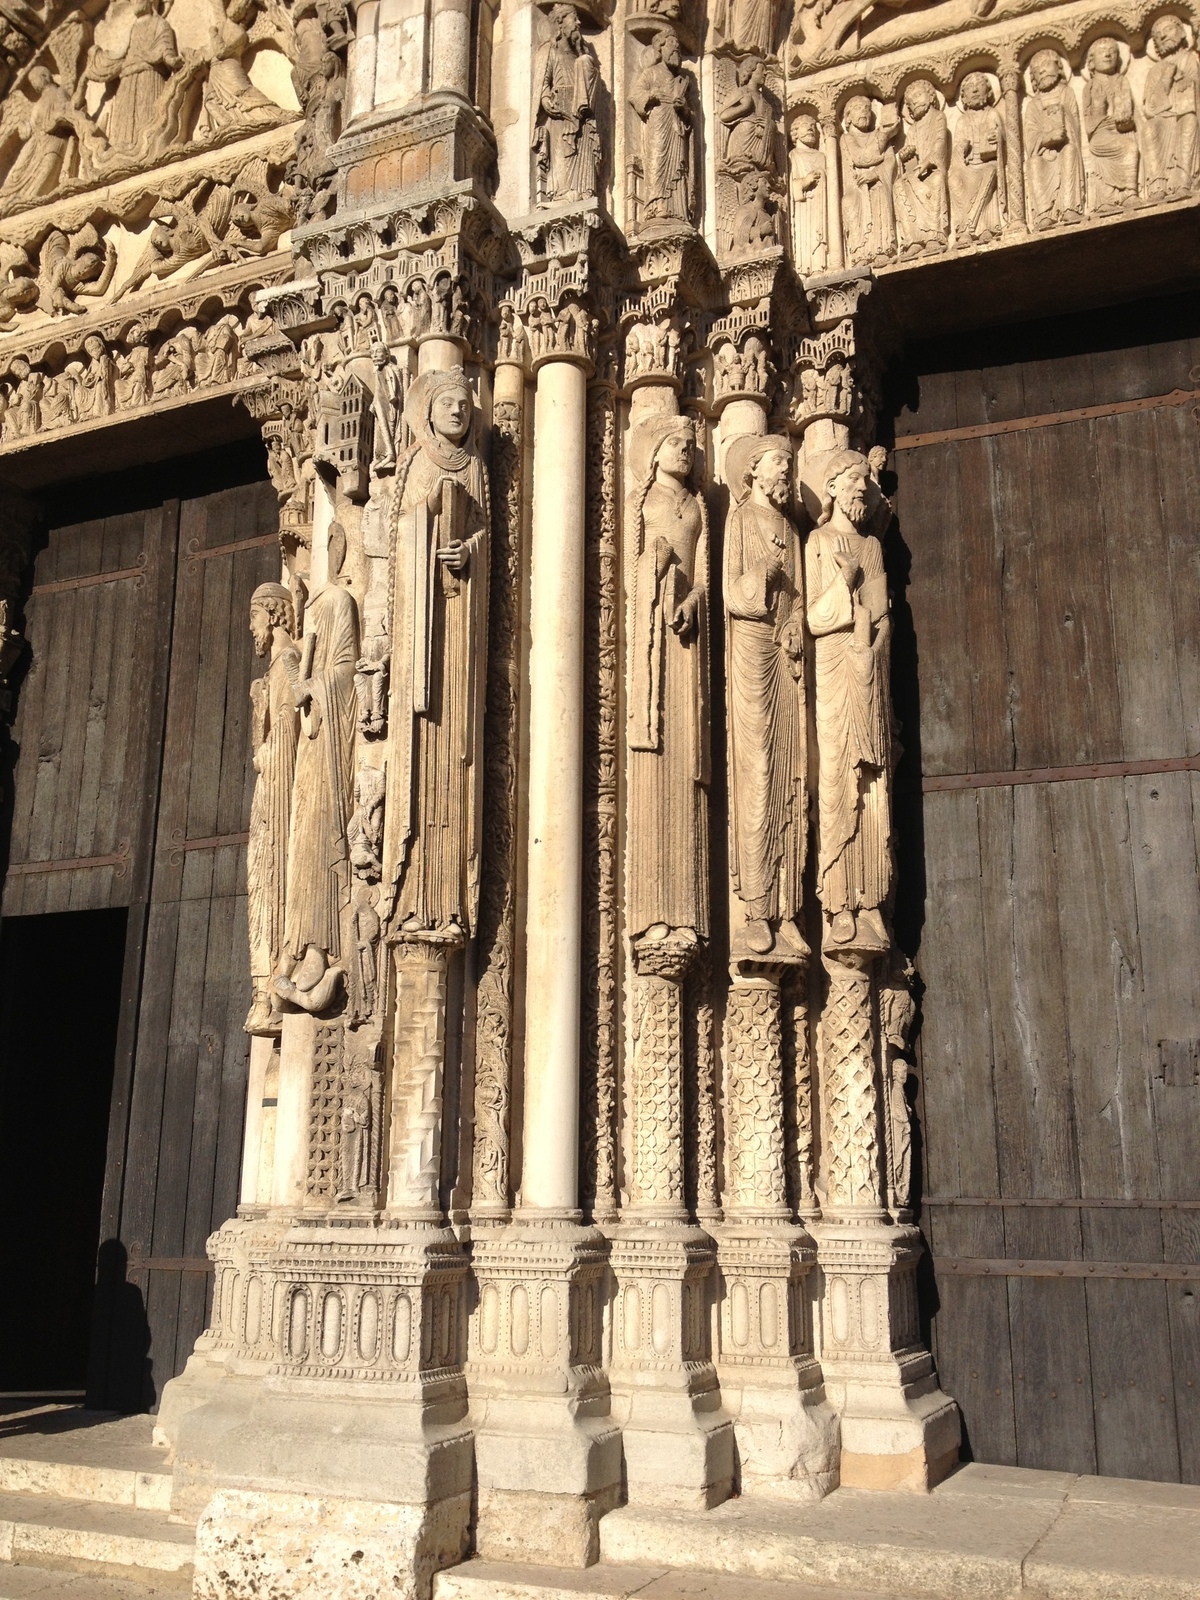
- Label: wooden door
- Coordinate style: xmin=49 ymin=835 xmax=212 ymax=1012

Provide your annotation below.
xmin=0 ymin=448 xmax=278 ymax=1409
xmin=892 ymin=291 xmax=1200 ymax=1482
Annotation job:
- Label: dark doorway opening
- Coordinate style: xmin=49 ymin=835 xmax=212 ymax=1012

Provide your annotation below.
xmin=0 ymin=907 xmax=126 ymax=1394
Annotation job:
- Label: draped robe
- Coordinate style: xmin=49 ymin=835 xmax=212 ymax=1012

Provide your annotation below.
xmin=627 ymin=480 xmax=710 ymax=940
xmin=248 ymin=638 xmax=300 ymax=992
xmin=384 ymin=441 xmax=489 ymax=937
xmin=1023 ymin=83 xmax=1084 ymax=227
xmin=805 ymin=525 xmax=892 ymax=920
xmin=724 ymin=500 xmax=806 ymax=923
xmin=283 ymin=582 xmax=359 ymax=963
xmin=631 ymin=62 xmax=692 ymax=221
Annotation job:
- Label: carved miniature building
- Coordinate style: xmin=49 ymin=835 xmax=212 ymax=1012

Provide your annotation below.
xmin=0 ymin=0 xmax=1197 ymax=1587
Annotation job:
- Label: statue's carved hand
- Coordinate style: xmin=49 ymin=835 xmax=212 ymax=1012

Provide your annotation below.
xmin=654 ymin=536 xmax=674 ymax=580
xmin=437 ymin=539 xmax=468 ymax=573
xmin=293 ymin=677 xmax=314 ymax=709
xmin=834 ymin=549 xmax=860 ymax=588
xmin=670 ymin=591 xmax=699 ymax=638
xmin=426 ymin=481 xmax=449 ymax=516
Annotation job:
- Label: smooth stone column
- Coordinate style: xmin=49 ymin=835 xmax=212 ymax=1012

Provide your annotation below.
xmin=419 ymin=336 xmax=464 ymax=373
xmin=521 ymin=355 xmax=587 ymax=1215
xmin=239 ymin=1035 xmax=274 ymax=1206
xmin=429 ymin=0 xmax=472 ymax=101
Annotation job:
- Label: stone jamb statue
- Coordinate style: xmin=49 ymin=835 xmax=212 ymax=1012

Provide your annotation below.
xmin=723 ymin=431 xmax=808 ymax=964
xmin=382 ymin=368 xmax=490 ymax=946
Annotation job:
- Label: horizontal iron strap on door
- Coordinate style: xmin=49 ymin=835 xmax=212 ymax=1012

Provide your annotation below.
xmin=125 ymin=1257 xmax=214 ymax=1274
xmin=936 ymin=1259 xmax=1200 ymax=1281
xmin=6 ymin=840 xmax=131 ymax=876
xmin=923 ymin=1196 xmax=1200 ymax=1209
xmin=31 ymin=561 xmax=146 ymax=595
xmin=922 ymin=754 xmax=1200 ymax=793
xmin=893 ymin=387 xmax=1200 ymax=451
xmin=165 ymin=829 xmax=249 ymax=865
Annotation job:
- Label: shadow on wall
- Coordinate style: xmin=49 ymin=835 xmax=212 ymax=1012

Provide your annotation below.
xmin=86 ymin=1241 xmax=155 ymax=1415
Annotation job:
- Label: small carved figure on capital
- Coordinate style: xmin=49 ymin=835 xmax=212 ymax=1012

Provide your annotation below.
xmin=370 ymin=342 xmax=403 ymax=473
xmin=840 ymin=95 xmax=899 ymax=266
xmin=247 ymin=582 xmax=300 ymax=1035
xmin=274 ymin=521 xmax=359 ymax=1015
xmin=789 ymin=114 xmax=828 ymax=276
xmin=1023 ymin=51 xmax=1084 ymax=230
xmin=1083 ymin=38 xmax=1140 ymax=210
xmin=1143 ymin=16 xmax=1200 ymax=201
xmin=383 ymin=370 xmax=490 ymax=944
xmin=496 ymin=303 xmax=527 ymax=365
xmin=533 ymin=3 xmax=602 ymax=205
xmin=627 ymin=412 xmax=710 ymax=963
xmin=630 ymin=28 xmax=696 ymax=229
xmin=723 ymin=433 xmax=808 ymax=964
xmin=949 ymin=73 xmax=1005 ymax=245
xmin=804 ymin=449 xmax=892 ymax=957
xmin=894 ymin=80 xmax=948 ymax=256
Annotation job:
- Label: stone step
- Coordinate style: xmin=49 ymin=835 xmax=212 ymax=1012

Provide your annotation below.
xmin=0 ymin=1491 xmax=194 ymax=1590
xmin=597 ymin=1465 xmax=1200 ymax=1600
xmin=0 ymin=1410 xmax=172 ymax=1512
xmin=0 ymin=1561 xmax=184 ymax=1597
xmin=435 ymin=1559 xmax=923 ymax=1600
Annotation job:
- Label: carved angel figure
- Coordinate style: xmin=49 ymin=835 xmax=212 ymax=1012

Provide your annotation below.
xmin=719 ymin=56 xmax=776 ymax=178
xmin=532 ymin=3 xmax=601 ymax=204
xmin=0 ymin=246 xmax=38 ymax=325
xmin=0 ymin=66 xmax=108 ymax=202
xmin=894 ymin=79 xmax=948 ymax=255
xmin=627 ymin=412 xmax=710 ymax=952
xmin=116 ymin=185 xmax=224 ymax=300
xmin=630 ymin=28 xmax=695 ymax=226
xmin=1023 ymin=50 xmax=1084 ymax=230
xmin=724 ymin=433 xmax=807 ymax=961
xmin=382 ymin=370 xmax=490 ymax=940
xmin=246 ymin=581 xmax=300 ymax=1035
xmin=949 ymin=73 xmax=1005 ymax=245
xmin=38 ymin=226 xmax=118 ymax=316
xmin=840 ymin=95 xmax=898 ymax=265
xmin=789 ymin=114 xmax=828 ymax=275
xmin=1142 ymin=15 xmax=1200 ymax=201
xmin=805 ymin=449 xmax=892 ymax=954
xmin=275 ymin=522 xmax=359 ymax=1014
xmin=1083 ymin=38 xmax=1139 ymax=210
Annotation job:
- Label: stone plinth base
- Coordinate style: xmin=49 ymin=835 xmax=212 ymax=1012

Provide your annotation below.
xmin=193 ymin=1485 xmax=471 ymax=1600
xmin=608 ymin=1224 xmax=734 ymax=1512
xmin=716 ymin=1223 xmax=839 ymax=1501
xmin=813 ymin=1218 xmax=960 ymax=1492
xmin=469 ymin=1220 xmax=622 ymax=1566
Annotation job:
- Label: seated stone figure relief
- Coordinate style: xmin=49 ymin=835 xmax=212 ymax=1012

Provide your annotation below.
xmin=1083 ymin=37 xmax=1140 ymax=211
xmin=1023 ymin=49 xmax=1084 ymax=230
xmin=1142 ymin=14 xmax=1200 ymax=202
xmin=949 ymin=71 xmax=1004 ymax=245
xmin=893 ymin=78 xmax=948 ymax=255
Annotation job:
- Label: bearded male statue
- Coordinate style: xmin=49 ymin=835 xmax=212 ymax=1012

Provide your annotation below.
xmin=246 ymin=583 xmax=300 ymax=1035
xmin=805 ymin=449 xmax=892 ymax=954
xmin=382 ymin=369 xmax=490 ymax=942
xmin=723 ymin=433 xmax=807 ymax=962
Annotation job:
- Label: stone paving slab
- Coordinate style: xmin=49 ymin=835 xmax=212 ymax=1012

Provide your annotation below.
xmin=435 ymin=1561 xmax=924 ymax=1600
xmin=0 ymin=1411 xmax=172 ymax=1514
xmin=0 ymin=1490 xmax=194 ymax=1578
xmin=0 ymin=1563 xmax=182 ymax=1597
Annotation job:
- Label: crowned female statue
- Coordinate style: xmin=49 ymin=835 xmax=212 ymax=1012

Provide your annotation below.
xmin=627 ymin=411 xmax=710 ymax=954
xmin=383 ymin=369 xmax=490 ymax=941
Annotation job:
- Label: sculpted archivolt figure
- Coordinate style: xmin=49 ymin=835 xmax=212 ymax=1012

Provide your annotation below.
xmin=805 ymin=451 xmax=892 ymax=954
xmin=894 ymin=80 xmax=948 ymax=255
xmin=630 ymin=28 xmax=695 ymax=226
xmin=723 ymin=434 xmax=807 ymax=962
xmin=1 ymin=67 xmax=107 ymax=201
xmin=627 ymin=412 xmax=710 ymax=955
xmin=383 ymin=371 xmax=490 ymax=941
xmin=1143 ymin=16 xmax=1200 ymax=201
xmin=275 ymin=522 xmax=360 ymax=1013
xmin=80 ymin=0 xmax=184 ymax=155
xmin=1023 ymin=51 xmax=1083 ymax=230
xmin=841 ymin=96 xmax=897 ymax=264
xmin=949 ymin=73 xmax=1004 ymax=245
xmin=789 ymin=115 xmax=827 ymax=275
xmin=1083 ymin=38 xmax=1139 ymax=210
xmin=247 ymin=583 xmax=300 ymax=1036
xmin=533 ymin=4 xmax=601 ymax=204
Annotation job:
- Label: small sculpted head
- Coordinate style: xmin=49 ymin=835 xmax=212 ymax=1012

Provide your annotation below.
xmin=10 ymin=355 xmax=29 ymax=378
xmin=903 ymin=78 xmax=937 ymax=118
xmin=752 ymin=447 xmax=791 ymax=508
xmin=826 ymin=455 xmax=873 ymax=526
xmin=655 ymin=423 xmax=694 ymax=481
xmin=430 ymin=378 xmax=472 ymax=443
xmin=1029 ymin=49 xmax=1064 ymax=91
xmin=960 ymin=71 xmax=994 ymax=109
xmin=370 ymin=340 xmax=389 ymax=368
xmin=845 ymin=95 xmax=875 ymax=132
xmin=250 ymin=582 xmax=293 ymax=654
xmin=552 ymin=3 xmax=582 ymax=46
xmin=1088 ymin=37 xmax=1123 ymax=74
xmin=28 ymin=64 xmax=53 ymax=92
xmin=84 ymin=334 xmax=105 ymax=359
xmin=1151 ymin=15 xmax=1187 ymax=55
xmin=791 ymin=112 xmax=820 ymax=149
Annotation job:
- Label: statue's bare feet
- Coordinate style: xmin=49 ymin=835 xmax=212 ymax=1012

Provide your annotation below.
xmin=857 ymin=907 xmax=889 ymax=949
xmin=744 ymin=917 xmax=773 ymax=955
xmin=830 ymin=910 xmax=855 ymax=944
